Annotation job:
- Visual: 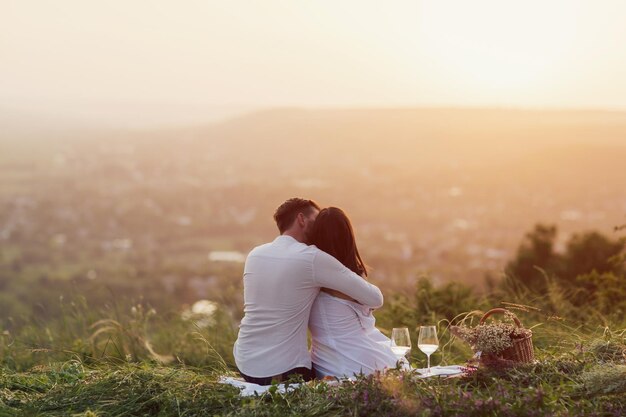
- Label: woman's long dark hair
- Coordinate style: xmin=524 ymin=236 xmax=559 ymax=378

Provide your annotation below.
xmin=310 ymin=207 xmax=368 ymax=277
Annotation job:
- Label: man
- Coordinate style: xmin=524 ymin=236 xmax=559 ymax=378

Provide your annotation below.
xmin=233 ymin=198 xmax=384 ymax=385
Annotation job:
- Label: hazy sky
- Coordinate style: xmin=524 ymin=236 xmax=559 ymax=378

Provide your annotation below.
xmin=2 ymin=0 xmax=626 ymax=126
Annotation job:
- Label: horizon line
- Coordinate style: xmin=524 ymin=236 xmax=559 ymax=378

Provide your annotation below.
xmin=3 ymin=102 xmax=626 ymax=133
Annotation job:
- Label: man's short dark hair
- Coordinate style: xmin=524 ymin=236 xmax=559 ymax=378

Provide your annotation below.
xmin=273 ymin=198 xmax=321 ymax=233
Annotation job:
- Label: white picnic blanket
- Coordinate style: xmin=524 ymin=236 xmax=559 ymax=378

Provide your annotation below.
xmin=218 ymin=376 xmax=304 ymax=396
xmin=414 ymin=365 xmax=465 ymax=378
xmin=219 ymin=365 xmax=465 ymax=396
xmin=219 ymin=375 xmax=357 ymax=396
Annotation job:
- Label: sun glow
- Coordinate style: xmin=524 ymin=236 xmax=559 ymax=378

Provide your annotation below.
xmin=2 ymin=0 xmax=626 ymax=124
xmin=416 ymin=1 xmax=584 ymax=104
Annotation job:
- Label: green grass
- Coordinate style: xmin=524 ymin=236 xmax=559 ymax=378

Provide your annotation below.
xmin=1 ymin=302 xmax=625 ymax=416
xmin=1 ymin=345 xmax=625 ymax=416
xmin=1 ymin=279 xmax=625 ymax=416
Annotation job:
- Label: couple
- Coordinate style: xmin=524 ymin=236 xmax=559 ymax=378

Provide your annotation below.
xmin=233 ymin=198 xmax=401 ymax=385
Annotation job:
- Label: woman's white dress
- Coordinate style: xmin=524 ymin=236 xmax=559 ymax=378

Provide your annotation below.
xmin=309 ymin=291 xmax=403 ymax=378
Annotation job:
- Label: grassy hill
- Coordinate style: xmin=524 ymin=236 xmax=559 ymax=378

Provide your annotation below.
xmin=1 ymin=107 xmax=626 ymax=414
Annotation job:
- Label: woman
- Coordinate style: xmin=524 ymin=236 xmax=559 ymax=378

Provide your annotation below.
xmin=308 ymin=207 xmax=403 ymax=378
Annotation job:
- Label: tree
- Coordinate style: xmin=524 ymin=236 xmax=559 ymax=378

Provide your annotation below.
xmin=563 ymin=232 xmax=625 ymax=281
xmin=504 ymin=224 xmax=626 ymax=315
xmin=505 ymin=224 xmax=561 ymax=293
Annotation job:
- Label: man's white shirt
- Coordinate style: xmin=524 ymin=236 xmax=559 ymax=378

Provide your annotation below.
xmin=233 ymin=235 xmax=383 ymax=378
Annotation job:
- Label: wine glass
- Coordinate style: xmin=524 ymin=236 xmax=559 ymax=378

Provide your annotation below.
xmin=390 ymin=327 xmax=411 ymax=360
xmin=418 ymin=325 xmax=439 ymax=375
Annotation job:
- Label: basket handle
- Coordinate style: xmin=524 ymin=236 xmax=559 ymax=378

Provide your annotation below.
xmin=479 ymin=308 xmax=522 ymax=327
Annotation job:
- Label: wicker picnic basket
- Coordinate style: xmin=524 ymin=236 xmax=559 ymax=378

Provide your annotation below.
xmin=478 ymin=308 xmax=534 ymax=366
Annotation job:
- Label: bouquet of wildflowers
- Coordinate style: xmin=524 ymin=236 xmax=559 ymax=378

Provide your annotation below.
xmin=451 ymin=308 xmax=534 ymax=363
xmin=451 ymin=322 xmax=531 ymax=355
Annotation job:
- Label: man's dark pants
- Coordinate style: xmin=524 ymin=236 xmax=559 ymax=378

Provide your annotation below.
xmin=239 ymin=366 xmax=315 ymax=386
